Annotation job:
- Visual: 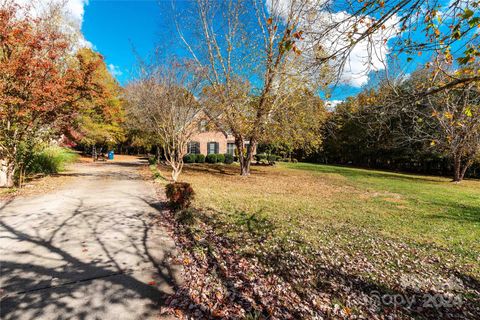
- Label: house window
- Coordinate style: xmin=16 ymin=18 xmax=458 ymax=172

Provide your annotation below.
xmin=199 ymin=120 xmax=207 ymax=132
xmin=244 ymin=142 xmax=250 ymax=151
xmin=227 ymin=143 xmax=235 ymax=155
xmin=207 ymin=142 xmax=219 ymax=154
xmin=187 ymin=141 xmax=200 ymax=154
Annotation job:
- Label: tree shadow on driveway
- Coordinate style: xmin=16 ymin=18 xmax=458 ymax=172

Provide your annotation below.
xmin=0 ymin=196 xmax=182 ymax=320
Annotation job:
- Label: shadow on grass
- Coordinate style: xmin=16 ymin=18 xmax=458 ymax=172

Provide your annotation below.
xmin=426 ymin=201 xmax=480 ymax=223
xmin=182 ymin=164 xmax=239 ymax=176
xmin=289 ymin=163 xmax=453 ymax=184
xmin=181 ymin=163 xmax=271 ymax=178
xmin=144 ymin=162 xmax=479 ymax=318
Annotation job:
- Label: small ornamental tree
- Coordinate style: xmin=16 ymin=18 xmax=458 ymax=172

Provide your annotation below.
xmin=165 ymin=182 xmax=195 ymax=211
xmin=0 ymin=3 xmax=104 ymax=187
xmin=125 ymin=61 xmax=201 ymax=182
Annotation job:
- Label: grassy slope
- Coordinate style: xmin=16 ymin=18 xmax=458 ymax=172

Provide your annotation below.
xmin=156 ymin=161 xmax=480 ymax=312
xmin=185 ymin=163 xmax=480 ymax=257
xmin=282 ymin=163 xmax=480 ymax=256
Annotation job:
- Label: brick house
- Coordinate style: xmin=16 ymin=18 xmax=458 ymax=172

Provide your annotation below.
xmin=187 ymin=117 xmax=255 ymax=156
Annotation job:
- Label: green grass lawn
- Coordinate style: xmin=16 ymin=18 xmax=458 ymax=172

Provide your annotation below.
xmin=281 ymin=163 xmax=480 ymax=257
xmin=155 ymin=161 xmax=480 ymax=317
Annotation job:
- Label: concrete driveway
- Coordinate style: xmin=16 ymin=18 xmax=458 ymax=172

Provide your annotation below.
xmin=0 ymin=158 xmax=182 ymax=320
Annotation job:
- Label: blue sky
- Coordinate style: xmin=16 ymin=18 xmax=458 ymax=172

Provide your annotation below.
xmin=82 ymin=1 xmax=163 ymax=84
xmin=79 ymin=0 xmax=439 ymax=102
xmin=81 ymin=1 xmax=369 ymax=100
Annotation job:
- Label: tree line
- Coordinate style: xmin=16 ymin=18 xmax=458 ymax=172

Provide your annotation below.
xmin=314 ymin=64 xmax=480 ymax=182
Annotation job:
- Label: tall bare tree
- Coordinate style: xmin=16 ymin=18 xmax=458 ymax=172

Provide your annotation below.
xmin=174 ymin=0 xmax=330 ymax=175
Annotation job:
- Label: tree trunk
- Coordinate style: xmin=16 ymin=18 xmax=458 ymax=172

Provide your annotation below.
xmin=235 ymin=137 xmax=247 ymax=176
xmin=452 ymin=155 xmax=462 ymax=182
xmin=240 ymin=139 xmax=256 ymax=176
xmin=0 ymin=159 xmax=8 ymax=187
xmin=460 ymin=165 xmax=468 ymax=181
xmin=172 ymin=168 xmax=180 ymax=182
xmin=459 ymin=159 xmax=473 ymax=182
xmin=156 ymin=145 xmax=161 ymax=164
xmin=1 ymin=160 xmax=15 ymax=188
xmin=235 ymin=136 xmax=254 ymax=176
xmin=240 ymin=158 xmax=251 ymax=176
xmin=170 ymin=158 xmax=183 ymax=182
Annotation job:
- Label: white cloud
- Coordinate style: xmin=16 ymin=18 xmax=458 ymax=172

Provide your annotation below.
xmin=108 ymin=64 xmax=123 ymax=77
xmin=266 ymin=0 xmax=400 ymax=88
xmin=328 ymin=12 xmax=399 ymax=87
xmin=301 ymin=10 xmax=399 ymax=88
xmin=12 ymin=0 xmax=91 ymax=48
xmin=325 ymin=100 xmax=343 ymax=111
xmin=266 ymin=0 xmax=330 ymax=17
xmin=14 ymin=0 xmax=88 ymax=27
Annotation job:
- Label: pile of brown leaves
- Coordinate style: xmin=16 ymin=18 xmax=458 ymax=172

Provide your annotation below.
xmin=157 ymin=207 xmax=326 ymax=319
